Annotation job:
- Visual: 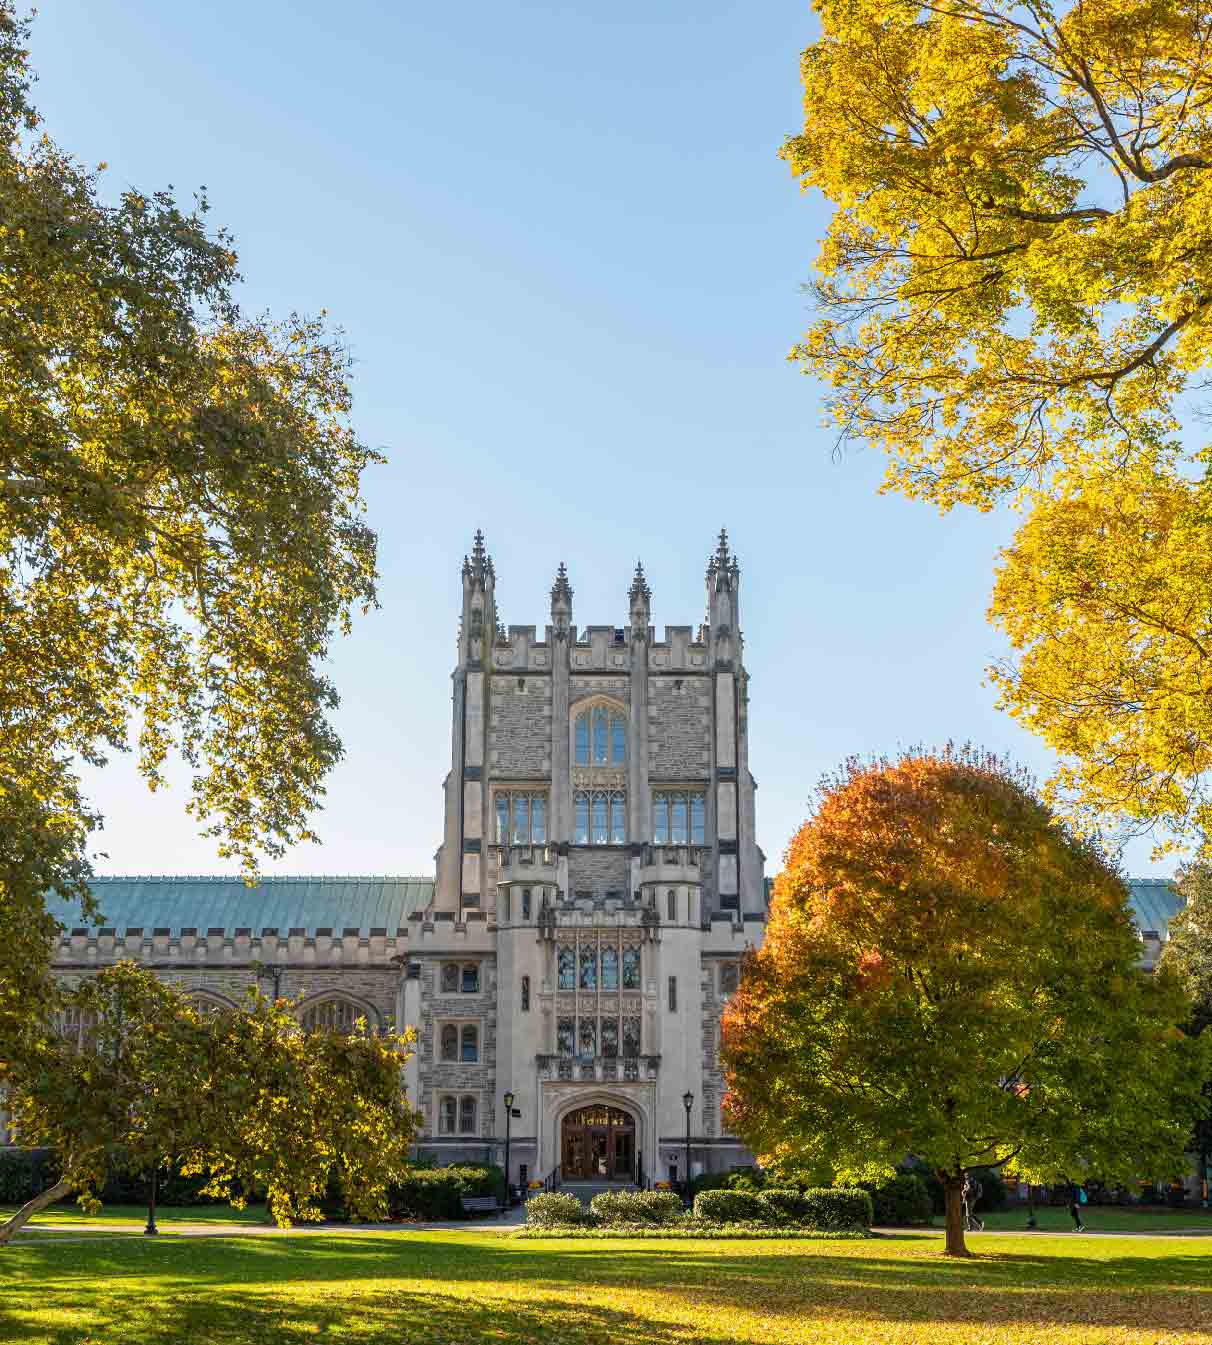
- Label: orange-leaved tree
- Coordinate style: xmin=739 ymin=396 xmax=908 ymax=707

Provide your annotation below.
xmin=722 ymin=747 xmax=1205 ymax=1256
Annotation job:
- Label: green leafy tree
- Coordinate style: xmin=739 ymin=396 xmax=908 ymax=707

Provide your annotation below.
xmin=723 ymin=747 xmax=1207 ymax=1255
xmin=1 ymin=964 xmax=419 ymax=1245
xmin=1159 ymin=863 xmax=1212 ymax=1201
xmin=783 ymin=0 xmax=1212 ymax=850
xmin=0 ymin=4 xmax=380 ymax=1059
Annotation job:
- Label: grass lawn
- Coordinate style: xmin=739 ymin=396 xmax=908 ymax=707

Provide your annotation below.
xmin=2 ymin=1229 xmax=1211 ymax=1344
xmin=0 ymin=1202 xmax=268 ymax=1228
xmin=977 ymin=1206 xmax=1212 ymax=1234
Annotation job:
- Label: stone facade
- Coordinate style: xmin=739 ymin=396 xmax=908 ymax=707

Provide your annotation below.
xmin=25 ymin=533 xmax=770 ymax=1185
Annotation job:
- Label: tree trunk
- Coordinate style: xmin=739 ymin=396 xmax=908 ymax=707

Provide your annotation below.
xmin=942 ymin=1175 xmax=970 ymax=1257
xmin=0 ymin=1176 xmax=73 ymax=1247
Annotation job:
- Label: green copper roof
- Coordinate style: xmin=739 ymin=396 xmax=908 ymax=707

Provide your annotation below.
xmin=761 ymin=876 xmax=1182 ymax=939
xmin=47 ymin=875 xmax=435 ymax=935
xmin=1126 ymin=878 xmax=1183 ymax=939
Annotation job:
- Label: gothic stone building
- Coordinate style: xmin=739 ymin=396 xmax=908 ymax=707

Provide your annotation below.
xmin=34 ymin=531 xmax=770 ymax=1188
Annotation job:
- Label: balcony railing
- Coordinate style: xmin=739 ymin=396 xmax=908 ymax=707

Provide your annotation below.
xmin=536 ymin=1054 xmax=660 ymax=1083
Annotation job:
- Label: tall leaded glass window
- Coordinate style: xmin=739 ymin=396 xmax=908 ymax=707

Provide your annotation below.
xmin=552 ymin=933 xmax=643 ymax=1059
xmin=575 ymin=789 xmax=626 ymax=845
xmin=495 ymin=791 xmax=547 ymax=845
xmin=652 ymin=791 xmax=706 ymax=845
xmin=574 ymin=706 xmax=626 ymax=766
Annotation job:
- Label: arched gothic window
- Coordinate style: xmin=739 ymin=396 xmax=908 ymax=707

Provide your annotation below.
xmin=440 ymin=1024 xmax=458 ymax=1060
xmin=574 ymin=706 xmax=626 ymax=766
xmin=461 ymin=1025 xmax=479 ymax=1062
xmin=459 ymin=1096 xmax=477 ymax=1134
xmin=441 ymin=964 xmax=459 ymax=993
xmin=301 ymin=997 xmax=367 ymax=1035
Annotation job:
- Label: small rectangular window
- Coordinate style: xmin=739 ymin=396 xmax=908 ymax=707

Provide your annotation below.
xmin=521 ymin=975 xmax=530 ymax=1012
xmin=459 ymin=1096 xmax=477 ymax=1134
xmin=667 ymin=890 xmax=677 ymax=922
xmin=668 ymin=975 xmax=677 ymax=1012
xmin=522 ymin=887 xmax=532 ymax=920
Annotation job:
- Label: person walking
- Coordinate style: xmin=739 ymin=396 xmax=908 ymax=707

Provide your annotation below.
xmin=1068 ymin=1181 xmax=1086 ymax=1232
xmin=962 ymin=1174 xmax=984 ymax=1232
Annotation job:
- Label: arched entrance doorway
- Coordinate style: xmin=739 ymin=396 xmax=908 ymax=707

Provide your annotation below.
xmin=561 ymin=1104 xmax=636 ymax=1180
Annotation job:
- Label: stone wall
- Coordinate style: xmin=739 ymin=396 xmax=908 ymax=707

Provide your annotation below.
xmin=415 ymin=953 xmax=498 ymax=1140
xmin=648 ymin=677 xmax=711 ymax=780
xmin=488 ymin=676 xmax=552 ymax=777
xmin=567 ymin=848 xmax=631 ymax=898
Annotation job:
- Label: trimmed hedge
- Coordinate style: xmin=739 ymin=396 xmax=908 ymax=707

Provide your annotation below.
xmin=525 ymin=1192 xmax=585 ymax=1228
xmin=693 ymin=1186 xmax=872 ymax=1230
xmin=514 ymin=1224 xmax=871 ymax=1240
xmin=590 ymin=1190 xmax=683 ymax=1227
xmin=861 ymin=1172 xmax=933 ymax=1226
xmin=387 ymin=1164 xmax=506 ymax=1222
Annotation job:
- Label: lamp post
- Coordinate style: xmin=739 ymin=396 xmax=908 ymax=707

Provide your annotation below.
xmin=682 ymin=1091 xmax=694 ymax=1208
xmin=503 ymin=1090 xmax=515 ymax=1206
xmin=144 ymin=1165 xmax=158 ymax=1237
xmin=252 ymin=960 xmax=284 ymax=1000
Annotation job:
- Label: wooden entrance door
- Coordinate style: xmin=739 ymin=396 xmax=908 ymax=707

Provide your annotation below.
xmin=561 ymin=1105 xmax=636 ymax=1180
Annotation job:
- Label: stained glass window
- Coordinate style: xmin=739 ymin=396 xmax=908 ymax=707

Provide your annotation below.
xmin=622 ymin=946 xmax=641 ymax=989
xmin=622 ymin=1016 xmax=641 ymax=1058
xmin=601 ymin=947 xmax=619 ymax=991
xmin=579 ymin=944 xmax=597 ymax=990
xmin=557 ymin=1018 xmax=575 ymax=1055
xmin=600 ymin=1018 xmax=619 ymax=1057
xmin=578 ymin=1018 xmax=596 ymax=1056
xmin=558 ymin=947 xmax=576 ymax=990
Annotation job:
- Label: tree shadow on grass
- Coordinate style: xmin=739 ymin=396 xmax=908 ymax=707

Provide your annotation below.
xmin=3 ymin=1233 xmax=1210 ymax=1343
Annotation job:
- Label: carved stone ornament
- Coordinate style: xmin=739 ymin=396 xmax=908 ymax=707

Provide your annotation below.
xmin=571 ymin=766 xmax=627 ymax=790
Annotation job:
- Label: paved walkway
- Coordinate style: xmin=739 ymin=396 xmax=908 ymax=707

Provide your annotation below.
xmin=13 ymin=1212 xmax=1212 ymax=1242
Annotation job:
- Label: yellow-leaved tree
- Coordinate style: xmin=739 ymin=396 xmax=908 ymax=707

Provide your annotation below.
xmin=786 ymin=0 xmax=1212 ymax=848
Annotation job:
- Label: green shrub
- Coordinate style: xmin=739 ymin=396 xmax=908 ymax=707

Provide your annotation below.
xmin=695 ymin=1186 xmax=871 ymax=1230
xmin=0 ymin=1148 xmax=56 ymax=1204
xmin=524 ymin=1192 xmax=585 ymax=1227
xmin=799 ymin=1188 xmax=873 ymax=1230
xmin=387 ymin=1163 xmax=506 ymax=1221
xmin=861 ymin=1172 xmax=933 ymax=1226
xmin=693 ymin=1189 xmax=764 ymax=1223
xmin=590 ymin=1190 xmax=683 ymax=1227
xmin=688 ymin=1166 xmax=766 ymax=1199
xmin=756 ymin=1188 xmax=810 ymax=1222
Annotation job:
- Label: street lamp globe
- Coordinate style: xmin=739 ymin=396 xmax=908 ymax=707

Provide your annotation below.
xmin=504 ymin=1090 xmax=515 ymax=1110
xmin=682 ymin=1091 xmax=694 ymax=1114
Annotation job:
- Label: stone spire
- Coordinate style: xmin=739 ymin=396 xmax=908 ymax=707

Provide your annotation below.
xmin=628 ymin=559 xmax=651 ymax=638
xmin=628 ymin=560 xmax=651 ymax=606
xmin=462 ymin=528 xmax=494 ymax=591
xmin=550 ymin=561 xmax=573 ymax=641
xmin=706 ymin=527 xmax=739 ymax=591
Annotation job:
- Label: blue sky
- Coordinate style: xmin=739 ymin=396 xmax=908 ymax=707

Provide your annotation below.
xmin=31 ymin=2 xmax=1166 ymax=879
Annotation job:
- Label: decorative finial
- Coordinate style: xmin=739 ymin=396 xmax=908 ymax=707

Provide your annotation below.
xmin=708 ymin=528 xmax=738 ymax=589
xmin=550 ymin=561 xmax=573 ymax=607
xmin=466 ymin=529 xmax=493 ymax=588
xmin=629 ymin=559 xmax=651 ymax=606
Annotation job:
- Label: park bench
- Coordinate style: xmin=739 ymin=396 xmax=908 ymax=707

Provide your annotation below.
xmin=460 ymin=1195 xmax=504 ymax=1219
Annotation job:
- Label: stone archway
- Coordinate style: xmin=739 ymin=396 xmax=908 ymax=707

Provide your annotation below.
xmin=560 ymin=1102 xmax=637 ymax=1181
